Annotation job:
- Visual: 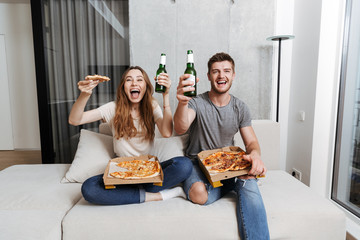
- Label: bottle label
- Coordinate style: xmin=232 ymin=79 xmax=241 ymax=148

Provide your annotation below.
xmin=185 ymin=75 xmax=195 ymax=87
xmin=160 ymin=55 xmax=166 ymax=65
xmin=187 ymin=54 xmax=194 ymax=63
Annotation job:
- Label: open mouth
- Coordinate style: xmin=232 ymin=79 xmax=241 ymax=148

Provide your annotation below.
xmin=216 ymin=80 xmax=227 ymax=86
xmin=130 ymin=89 xmax=140 ymax=99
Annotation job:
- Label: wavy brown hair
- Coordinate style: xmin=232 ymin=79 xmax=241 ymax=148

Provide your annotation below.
xmin=113 ymin=66 xmax=155 ymax=141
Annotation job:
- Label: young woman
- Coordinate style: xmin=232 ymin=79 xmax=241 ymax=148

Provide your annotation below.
xmin=69 ymin=66 xmax=192 ymax=205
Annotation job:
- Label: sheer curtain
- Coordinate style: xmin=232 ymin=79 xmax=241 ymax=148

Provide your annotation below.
xmin=43 ymin=0 xmax=129 ymax=163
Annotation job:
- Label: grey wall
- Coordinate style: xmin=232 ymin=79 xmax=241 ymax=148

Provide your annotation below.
xmin=129 ymin=0 xmax=275 ymax=119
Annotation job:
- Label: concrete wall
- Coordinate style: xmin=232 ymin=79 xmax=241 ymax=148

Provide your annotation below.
xmin=129 ymin=0 xmax=275 ymax=120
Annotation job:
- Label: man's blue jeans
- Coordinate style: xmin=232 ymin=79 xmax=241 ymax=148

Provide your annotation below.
xmin=82 ymin=156 xmax=192 ymax=205
xmin=183 ymin=160 xmax=270 ymax=240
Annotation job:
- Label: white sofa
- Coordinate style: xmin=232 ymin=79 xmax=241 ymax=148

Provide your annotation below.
xmin=0 ymin=120 xmax=346 ymax=240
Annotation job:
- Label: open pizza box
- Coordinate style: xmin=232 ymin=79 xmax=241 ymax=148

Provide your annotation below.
xmin=198 ymin=146 xmax=250 ymax=188
xmin=103 ymin=155 xmax=163 ymax=189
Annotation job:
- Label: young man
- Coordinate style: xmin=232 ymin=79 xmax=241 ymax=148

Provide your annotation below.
xmin=174 ymin=52 xmax=270 ymax=239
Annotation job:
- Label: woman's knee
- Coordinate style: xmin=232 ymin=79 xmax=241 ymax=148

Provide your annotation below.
xmin=189 ymin=182 xmax=208 ymax=205
xmin=173 ymin=156 xmax=193 ymax=177
xmin=81 ymin=181 xmax=92 ymax=202
xmin=81 ymin=175 xmax=101 ymax=203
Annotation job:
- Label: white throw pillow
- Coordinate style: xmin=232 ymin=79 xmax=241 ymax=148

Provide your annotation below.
xmin=150 ymin=135 xmax=188 ymax=162
xmin=61 ymin=129 xmax=115 ymax=183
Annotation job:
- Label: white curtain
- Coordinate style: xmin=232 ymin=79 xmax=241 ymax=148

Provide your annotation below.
xmin=44 ymin=0 xmax=129 ymax=163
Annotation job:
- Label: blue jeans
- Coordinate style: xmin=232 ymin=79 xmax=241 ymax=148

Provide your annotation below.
xmin=82 ymin=156 xmax=192 ymax=205
xmin=183 ymin=160 xmax=270 ymax=240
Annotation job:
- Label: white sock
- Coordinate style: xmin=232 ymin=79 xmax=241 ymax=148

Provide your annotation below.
xmin=160 ymin=186 xmax=186 ymax=201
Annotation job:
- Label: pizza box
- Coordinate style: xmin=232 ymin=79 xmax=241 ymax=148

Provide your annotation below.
xmin=103 ymin=155 xmax=163 ymax=189
xmin=198 ymin=146 xmax=250 ymax=188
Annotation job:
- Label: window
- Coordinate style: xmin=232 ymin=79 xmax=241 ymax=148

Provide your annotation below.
xmin=332 ymin=0 xmax=360 ymax=218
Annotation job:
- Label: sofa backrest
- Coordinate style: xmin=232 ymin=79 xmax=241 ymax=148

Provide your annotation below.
xmin=234 ymin=120 xmax=280 ymax=170
xmin=99 ymin=119 xmax=280 ymax=170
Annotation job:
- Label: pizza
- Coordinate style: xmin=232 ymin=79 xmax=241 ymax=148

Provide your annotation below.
xmin=202 ymin=152 xmax=235 ymax=167
xmin=85 ymin=74 xmax=110 ymax=82
xmin=202 ymin=151 xmax=251 ymax=173
xmin=110 ymin=159 xmax=160 ymax=179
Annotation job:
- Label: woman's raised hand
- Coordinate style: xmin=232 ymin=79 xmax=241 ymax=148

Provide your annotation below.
xmin=77 ymin=79 xmax=99 ymax=95
xmin=156 ymin=73 xmax=171 ymax=95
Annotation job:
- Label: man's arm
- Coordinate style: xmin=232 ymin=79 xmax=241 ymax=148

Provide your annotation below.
xmin=173 ymin=74 xmax=197 ymax=135
xmin=174 ymin=102 xmax=196 ymax=135
xmin=239 ymin=126 xmax=267 ymax=178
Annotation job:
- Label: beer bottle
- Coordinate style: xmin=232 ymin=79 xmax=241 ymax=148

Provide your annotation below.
xmin=155 ymin=53 xmax=167 ymax=93
xmin=184 ymin=50 xmax=196 ymax=97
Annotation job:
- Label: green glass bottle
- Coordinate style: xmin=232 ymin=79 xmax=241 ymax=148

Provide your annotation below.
xmin=155 ymin=53 xmax=167 ymax=93
xmin=184 ymin=50 xmax=197 ymax=97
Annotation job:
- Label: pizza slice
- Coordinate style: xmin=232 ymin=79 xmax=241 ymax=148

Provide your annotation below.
xmin=231 ymin=158 xmax=251 ymax=171
xmin=230 ymin=152 xmax=251 ymax=170
xmin=208 ymin=158 xmax=236 ymax=173
xmin=202 ymin=152 xmax=234 ymax=167
xmin=85 ymin=74 xmax=110 ymax=82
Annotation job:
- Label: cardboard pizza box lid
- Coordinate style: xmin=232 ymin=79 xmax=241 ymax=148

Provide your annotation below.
xmin=103 ymin=155 xmax=163 ymax=186
xmin=198 ymin=146 xmax=250 ymax=183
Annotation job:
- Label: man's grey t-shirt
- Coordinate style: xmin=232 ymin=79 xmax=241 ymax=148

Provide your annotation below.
xmin=185 ymin=92 xmax=252 ymax=159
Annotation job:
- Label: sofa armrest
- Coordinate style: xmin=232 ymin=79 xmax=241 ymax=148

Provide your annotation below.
xmin=234 ymin=120 xmax=280 ymax=170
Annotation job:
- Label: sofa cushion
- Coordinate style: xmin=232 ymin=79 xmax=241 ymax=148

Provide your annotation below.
xmin=62 ymin=196 xmax=239 ymax=240
xmin=0 ymin=210 xmax=64 ymax=240
xmin=150 ymin=135 xmax=188 ymax=162
xmin=61 ymin=129 xmax=115 ymax=183
xmin=99 ymin=122 xmax=187 ymax=162
xmin=0 ymin=164 xmax=81 ymax=210
xmin=62 ymin=170 xmax=345 ymax=240
xmin=0 ymin=164 xmax=82 ymax=240
xmin=262 ymin=171 xmax=345 ymax=239
xmin=63 ymin=126 xmax=187 ymax=183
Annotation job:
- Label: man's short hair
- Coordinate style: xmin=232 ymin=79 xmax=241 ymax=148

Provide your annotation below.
xmin=207 ymin=52 xmax=235 ymax=74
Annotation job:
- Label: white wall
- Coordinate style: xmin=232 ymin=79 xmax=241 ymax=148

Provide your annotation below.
xmin=311 ymin=0 xmax=360 ymax=236
xmin=285 ymin=0 xmax=322 ymax=186
xmin=0 ymin=2 xmax=40 ymax=150
xmin=274 ymin=0 xmax=295 ymax=173
xmin=276 ymin=0 xmax=322 ymax=186
xmin=278 ymin=0 xmax=360 ymax=235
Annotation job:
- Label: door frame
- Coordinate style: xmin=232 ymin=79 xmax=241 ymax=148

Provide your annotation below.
xmin=30 ymin=0 xmax=55 ymax=163
xmin=0 ymin=34 xmax=14 ymax=150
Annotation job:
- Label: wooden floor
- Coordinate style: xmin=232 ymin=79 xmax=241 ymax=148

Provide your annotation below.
xmin=0 ymin=150 xmax=42 ymax=171
xmin=347 ymin=232 xmax=358 ymax=240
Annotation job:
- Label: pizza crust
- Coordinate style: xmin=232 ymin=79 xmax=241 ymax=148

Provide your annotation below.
xmin=85 ymin=74 xmax=110 ymax=82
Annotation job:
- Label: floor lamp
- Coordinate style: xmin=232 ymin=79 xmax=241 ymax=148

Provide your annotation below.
xmin=266 ymin=35 xmax=295 ymax=122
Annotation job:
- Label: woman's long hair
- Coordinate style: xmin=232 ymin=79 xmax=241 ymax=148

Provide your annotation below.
xmin=113 ymin=66 xmax=155 ymax=141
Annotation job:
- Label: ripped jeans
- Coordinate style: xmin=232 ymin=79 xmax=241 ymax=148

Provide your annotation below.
xmin=183 ymin=160 xmax=270 ymax=240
